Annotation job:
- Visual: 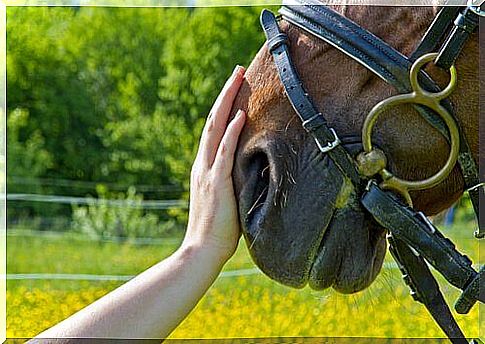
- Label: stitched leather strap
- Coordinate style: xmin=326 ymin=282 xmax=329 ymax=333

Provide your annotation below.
xmin=361 ymin=183 xmax=477 ymax=290
xmin=387 ymin=234 xmax=467 ymax=343
xmin=410 ymin=6 xmax=461 ymax=62
xmin=436 ymin=6 xmax=480 ymax=69
xmin=260 ymin=9 xmax=364 ymax=188
xmin=279 ymin=1 xmax=483 ymax=233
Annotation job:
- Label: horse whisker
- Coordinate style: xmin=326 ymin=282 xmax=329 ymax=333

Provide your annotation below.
xmin=274 ymin=176 xmax=283 ymax=207
xmin=261 ymin=165 xmax=270 ymax=178
xmin=247 ymin=186 xmax=268 ymax=216
xmin=249 ymin=226 xmax=264 ymax=250
xmin=247 ymin=203 xmax=264 ymax=216
xmin=286 ymin=170 xmax=296 ymax=185
xmin=285 ymin=115 xmax=297 ymax=133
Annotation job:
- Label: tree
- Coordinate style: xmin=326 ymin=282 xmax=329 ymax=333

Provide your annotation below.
xmin=7 ymin=6 xmax=267 ymax=231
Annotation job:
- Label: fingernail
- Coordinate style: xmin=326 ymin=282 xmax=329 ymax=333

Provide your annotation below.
xmin=233 ymin=65 xmax=244 ymax=76
xmin=236 ymin=109 xmax=245 ymax=118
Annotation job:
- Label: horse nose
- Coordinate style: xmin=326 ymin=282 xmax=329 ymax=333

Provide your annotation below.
xmin=234 ymin=137 xmax=285 ymax=238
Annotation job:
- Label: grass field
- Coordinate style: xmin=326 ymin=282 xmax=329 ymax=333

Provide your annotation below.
xmin=6 ymin=215 xmax=484 ymax=340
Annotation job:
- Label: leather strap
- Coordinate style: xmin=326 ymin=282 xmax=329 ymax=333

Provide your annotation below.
xmin=387 ymin=234 xmax=467 ymax=343
xmin=436 ymin=6 xmax=483 ymax=233
xmin=361 ymin=183 xmax=484 ymax=309
xmin=279 ymin=1 xmax=483 ymax=234
xmin=409 ymin=4 xmax=484 ymax=236
xmin=436 ymin=6 xmax=480 ymax=69
xmin=260 ymin=9 xmax=364 ymax=189
xmin=410 ymin=6 xmax=461 ymax=62
xmin=279 ymin=1 xmax=453 ymax=137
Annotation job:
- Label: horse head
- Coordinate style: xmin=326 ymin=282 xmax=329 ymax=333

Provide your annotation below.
xmin=232 ymin=5 xmax=479 ymax=294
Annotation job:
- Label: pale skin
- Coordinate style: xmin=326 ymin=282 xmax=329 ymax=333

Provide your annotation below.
xmin=34 ymin=65 xmax=247 ymax=341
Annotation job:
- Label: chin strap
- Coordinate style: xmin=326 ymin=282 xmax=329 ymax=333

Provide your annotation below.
xmin=387 ymin=234 xmax=467 ymax=343
xmin=361 ymin=182 xmax=484 ymax=343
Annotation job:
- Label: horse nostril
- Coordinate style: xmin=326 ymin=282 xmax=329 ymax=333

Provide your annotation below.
xmin=245 ymin=151 xmax=271 ymax=219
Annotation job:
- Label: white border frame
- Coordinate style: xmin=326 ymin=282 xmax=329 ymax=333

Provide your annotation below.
xmin=2 ymin=1 xmax=483 ymax=342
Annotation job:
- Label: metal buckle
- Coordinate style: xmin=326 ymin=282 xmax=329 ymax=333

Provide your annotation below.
xmin=314 ymin=128 xmax=340 ymax=153
xmin=467 ymin=0 xmax=485 ymax=17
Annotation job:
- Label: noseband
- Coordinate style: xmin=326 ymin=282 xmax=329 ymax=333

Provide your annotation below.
xmin=260 ymin=2 xmax=484 ymax=343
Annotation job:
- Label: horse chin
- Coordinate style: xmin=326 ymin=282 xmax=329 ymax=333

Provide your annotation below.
xmin=236 ymin=152 xmax=387 ymax=293
xmin=308 ymin=205 xmax=388 ymax=293
xmin=241 ymin=203 xmax=387 ymax=294
xmin=234 ymin=134 xmax=387 ymax=293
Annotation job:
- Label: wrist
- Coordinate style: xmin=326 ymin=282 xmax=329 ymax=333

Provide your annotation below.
xmin=177 ymin=240 xmax=228 ymax=274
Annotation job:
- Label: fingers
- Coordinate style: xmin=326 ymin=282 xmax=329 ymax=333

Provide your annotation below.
xmin=212 ymin=109 xmax=246 ymax=177
xmin=198 ymin=65 xmax=245 ymax=168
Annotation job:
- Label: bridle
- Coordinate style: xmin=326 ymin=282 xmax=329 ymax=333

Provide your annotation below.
xmin=260 ymin=1 xmax=484 ymax=343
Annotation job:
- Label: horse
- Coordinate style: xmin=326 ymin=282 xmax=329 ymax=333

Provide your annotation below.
xmin=231 ymin=3 xmax=479 ymax=298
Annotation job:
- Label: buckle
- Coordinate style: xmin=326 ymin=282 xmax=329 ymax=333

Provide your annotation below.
xmin=314 ymin=128 xmax=340 ymax=153
xmin=467 ymin=0 xmax=485 ymax=17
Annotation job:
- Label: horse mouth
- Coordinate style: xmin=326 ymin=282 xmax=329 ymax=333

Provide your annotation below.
xmin=242 ymin=204 xmax=386 ymax=293
xmin=235 ymin=142 xmax=387 ymax=293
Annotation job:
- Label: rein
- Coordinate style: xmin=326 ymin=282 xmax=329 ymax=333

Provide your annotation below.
xmin=260 ymin=1 xmax=484 ymax=342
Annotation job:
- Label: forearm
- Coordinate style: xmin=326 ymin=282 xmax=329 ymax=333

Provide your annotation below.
xmin=32 ymin=65 xmax=246 ymax=343
xmin=35 ymin=243 xmax=224 ymax=340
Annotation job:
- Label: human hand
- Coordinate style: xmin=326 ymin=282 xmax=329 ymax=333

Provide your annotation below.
xmin=33 ymin=66 xmax=246 ymax=341
xmin=182 ymin=65 xmax=246 ymax=265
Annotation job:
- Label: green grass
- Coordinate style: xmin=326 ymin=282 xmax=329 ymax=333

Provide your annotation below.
xmin=6 ymin=215 xmax=484 ymax=339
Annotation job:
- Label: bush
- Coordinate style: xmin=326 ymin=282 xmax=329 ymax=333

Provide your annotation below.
xmin=7 ymin=6 xmax=268 ymax=228
xmin=71 ymin=187 xmax=177 ymax=240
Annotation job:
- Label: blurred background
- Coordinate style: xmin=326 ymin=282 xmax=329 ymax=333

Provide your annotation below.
xmin=7 ymin=6 xmax=266 ymax=238
xmin=6 ymin=6 xmax=482 ymax=339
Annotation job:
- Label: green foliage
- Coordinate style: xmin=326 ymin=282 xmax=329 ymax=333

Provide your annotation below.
xmin=7 ymin=8 xmax=103 ymax=183
xmin=7 ymin=108 xmax=53 ymax=184
xmin=7 ymin=6 xmax=266 ymax=230
xmin=71 ymin=186 xmax=177 ymax=239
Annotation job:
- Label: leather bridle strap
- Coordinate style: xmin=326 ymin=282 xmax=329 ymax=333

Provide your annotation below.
xmin=361 ymin=182 xmax=484 ymax=343
xmin=260 ymin=9 xmax=364 ymax=189
xmin=278 ymin=1 xmax=455 ymax=134
xmin=279 ymin=0 xmax=483 ymax=236
xmin=435 ymin=5 xmax=480 ymax=69
xmin=387 ymin=234 xmax=467 ymax=342
xmin=410 ymin=4 xmax=484 ymax=237
xmin=410 ymin=5 xmax=480 ymax=69
xmin=410 ymin=6 xmax=461 ymax=63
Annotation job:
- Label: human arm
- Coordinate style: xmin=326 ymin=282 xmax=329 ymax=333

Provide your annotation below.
xmin=33 ymin=65 xmax=246 ymax=340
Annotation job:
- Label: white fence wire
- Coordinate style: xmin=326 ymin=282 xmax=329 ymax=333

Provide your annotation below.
xmin=6 ymin=193 xmax=188 ymax=210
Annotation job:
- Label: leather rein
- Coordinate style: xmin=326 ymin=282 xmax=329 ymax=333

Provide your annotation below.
xmin=260 ymin=1 xmax=484 ymax=343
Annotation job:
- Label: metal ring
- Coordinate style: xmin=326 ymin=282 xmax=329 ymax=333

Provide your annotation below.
xmin=409 ymin=53 xmax=457 ymax=101
xmin=361 ymin=55 xmax=460 ymax=199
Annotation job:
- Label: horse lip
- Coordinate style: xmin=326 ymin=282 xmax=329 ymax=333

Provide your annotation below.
xmin=306 ymin=208 xmax=337 ymax=285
